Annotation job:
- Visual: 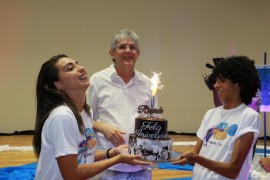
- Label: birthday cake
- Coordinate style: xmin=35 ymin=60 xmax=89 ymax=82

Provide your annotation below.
xmin=128 ymin=105 xmax=173 ymax=161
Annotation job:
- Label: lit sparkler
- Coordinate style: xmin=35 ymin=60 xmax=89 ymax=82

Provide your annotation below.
xmin=151 ymin=72 xmax=163 ymax=96
xmin=150 ymin=72 xmax=163 ymax=109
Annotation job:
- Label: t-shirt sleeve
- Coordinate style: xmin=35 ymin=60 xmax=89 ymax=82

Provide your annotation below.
xmin=196 ymin=110 xmax=212 ymax=140
xmin=48 ymin=112 xmax=79 ymax=158
xmin=236 ymin=112 xmax=261 ymax=140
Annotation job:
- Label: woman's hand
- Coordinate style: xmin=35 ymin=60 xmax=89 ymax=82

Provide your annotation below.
xmin=259 ymin=158 xmax=270 ymax=172
xmin=110 ymin=145 xmax=152 ymax=166
xmin=109 ymin=144 xmax=128 ymax=158
xmin=116 ymin=154 xmax=152 ymax=166
xmin=171 ymin=151 xmax=197 ymax=165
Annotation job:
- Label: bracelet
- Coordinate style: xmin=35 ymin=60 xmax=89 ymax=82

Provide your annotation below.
xmin=106 ymin=148 xmax=112 ymax=159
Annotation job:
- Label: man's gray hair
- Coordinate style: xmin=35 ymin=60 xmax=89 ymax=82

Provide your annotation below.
xmin=110 ymin=29 xmax=139 ymax=51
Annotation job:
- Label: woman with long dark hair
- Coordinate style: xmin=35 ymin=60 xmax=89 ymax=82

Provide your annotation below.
xmin=33 ymin=54 xmax=150 ymax=180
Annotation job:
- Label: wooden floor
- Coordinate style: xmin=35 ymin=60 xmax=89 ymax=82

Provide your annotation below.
xmin=0 ymin=135 xmax=268 ymax=179
xmin=0 ymin=135 xmax=196 ymax=179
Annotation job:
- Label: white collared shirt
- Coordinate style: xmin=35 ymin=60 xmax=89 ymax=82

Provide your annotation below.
xmin=87 ymin=64 xmax=157 ymax=172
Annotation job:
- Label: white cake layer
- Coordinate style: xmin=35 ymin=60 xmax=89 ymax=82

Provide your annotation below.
xmin=128 ymin=134 xmax=173 ymax=161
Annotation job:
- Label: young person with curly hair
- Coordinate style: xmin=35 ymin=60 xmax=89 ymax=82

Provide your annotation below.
xmin=173 ymin=56 xmax=261 ymax=179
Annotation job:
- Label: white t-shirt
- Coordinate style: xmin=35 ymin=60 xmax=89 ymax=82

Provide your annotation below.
xmin=193 ymin=103 xmax=261 ymax=180
xmin=35 ymin=105 xmax=96 ymax=180
xmin=87 ymin=64 xmax=157 ymax=172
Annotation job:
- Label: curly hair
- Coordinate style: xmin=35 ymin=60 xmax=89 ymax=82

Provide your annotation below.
xmin=211 ymin=56 xmax=261 ymax=105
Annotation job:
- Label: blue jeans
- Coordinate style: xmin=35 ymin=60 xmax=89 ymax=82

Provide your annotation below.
xmin=92 ymin=169 xmax=152 ymax=180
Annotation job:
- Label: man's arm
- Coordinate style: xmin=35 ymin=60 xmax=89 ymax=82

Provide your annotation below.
xmin=93 ymin=121 xmax=126 ymax=146
xmin=88 ymin=77 xmax=126 ymax=147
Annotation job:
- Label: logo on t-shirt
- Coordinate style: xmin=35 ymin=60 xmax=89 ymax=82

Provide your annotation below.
xmin=204 ymin=122 xmax=238 ymax=146
xmin=77 ymin=128 xmax=96 ymax=164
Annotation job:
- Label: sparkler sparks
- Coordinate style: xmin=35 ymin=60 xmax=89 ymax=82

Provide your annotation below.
xmin=150 ymin=72 xmax=163 ymax=96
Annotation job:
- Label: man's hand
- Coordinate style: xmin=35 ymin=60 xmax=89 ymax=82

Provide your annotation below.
xmin=94 ymin=121 xmax=126 ymax=146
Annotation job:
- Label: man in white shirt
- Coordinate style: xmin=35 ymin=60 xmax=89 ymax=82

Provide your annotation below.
xmin=87 ymin=29 xmax=155 ymax=180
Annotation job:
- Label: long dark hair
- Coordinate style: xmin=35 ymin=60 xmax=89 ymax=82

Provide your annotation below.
xmin=33 ymin=54 xmax=90 ymax=156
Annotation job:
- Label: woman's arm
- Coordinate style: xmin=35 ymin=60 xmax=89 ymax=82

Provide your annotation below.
xmin=194 ymin=132 xmax=253 ymax=178
xmin=57 ymin=152 xmax=151 ymax=180
xmin=94 ymin=145 xmax=128 ymax=161
xmin=173 ymin=138 xmax=203 ymax=166
xmin=173 ymin=132 xmax=254 ymax=179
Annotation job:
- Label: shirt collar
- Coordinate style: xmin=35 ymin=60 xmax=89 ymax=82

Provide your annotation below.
xmin=109 ymin=64 xmax=142 ymax=84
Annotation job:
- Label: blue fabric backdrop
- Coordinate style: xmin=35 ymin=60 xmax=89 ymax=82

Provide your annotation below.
xmin=0 ymin=162 xmax=193 ymax=180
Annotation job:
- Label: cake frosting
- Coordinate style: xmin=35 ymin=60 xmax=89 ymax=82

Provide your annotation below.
xmin=128 ymin=105 xmax=173 ymax=161
xmin=135 ymin=117 xmax=168 ymax=139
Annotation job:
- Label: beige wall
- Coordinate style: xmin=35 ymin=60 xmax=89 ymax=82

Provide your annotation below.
xmin=0 ymin=0 xmax=269 ymax=137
